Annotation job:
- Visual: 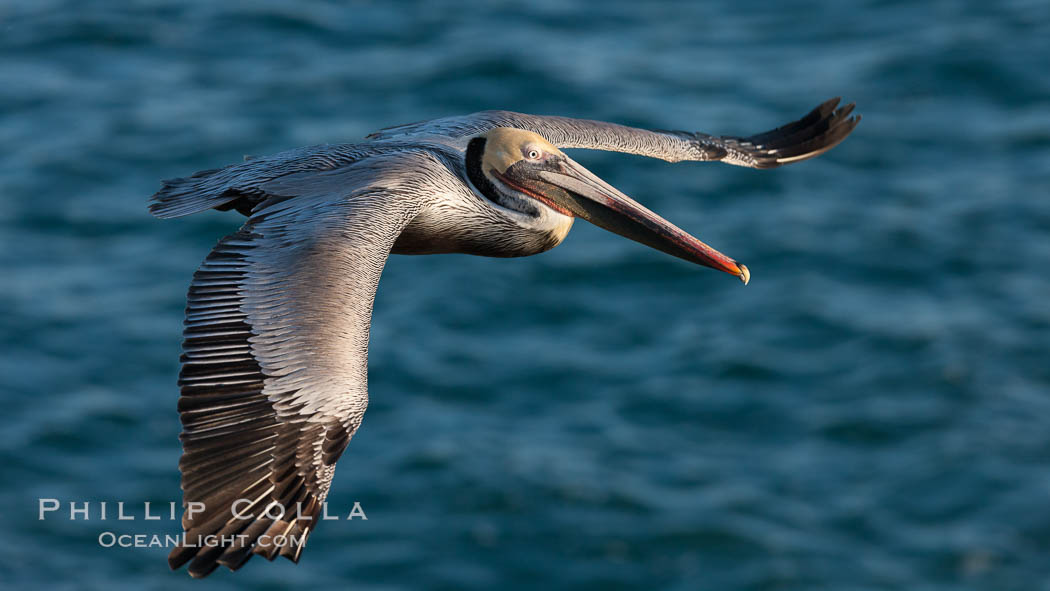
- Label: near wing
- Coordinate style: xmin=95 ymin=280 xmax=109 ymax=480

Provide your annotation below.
xmin=166 ymin=154 xmax=426 ymax=577
xmin=367 ymin=97 xmax=859 ymax=168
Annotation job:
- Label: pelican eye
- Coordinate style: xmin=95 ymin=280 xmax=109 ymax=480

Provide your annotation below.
xmin=525 ymin=148 xmax=541 ymax=160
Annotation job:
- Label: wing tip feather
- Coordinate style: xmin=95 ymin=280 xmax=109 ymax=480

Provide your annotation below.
xmin=723 ymin=97 xmax=861 ymax=168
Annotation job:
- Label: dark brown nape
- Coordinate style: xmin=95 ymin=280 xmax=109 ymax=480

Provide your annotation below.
xmin=465 ymin=136 xmax=499 ymax=200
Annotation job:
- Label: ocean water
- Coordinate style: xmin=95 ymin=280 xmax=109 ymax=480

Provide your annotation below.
xmin=2 ymin=1 xmax=1049 ymax=589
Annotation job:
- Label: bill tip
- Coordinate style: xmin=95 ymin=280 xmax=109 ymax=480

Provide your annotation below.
xmin=738 ymin=264 xmax=750 ymax=285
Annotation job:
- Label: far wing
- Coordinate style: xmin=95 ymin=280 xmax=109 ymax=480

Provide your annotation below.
xmin=368 ymin=97 xmax=859 ymax=168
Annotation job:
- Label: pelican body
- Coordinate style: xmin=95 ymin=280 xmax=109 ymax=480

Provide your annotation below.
xmin=150 ymin=99 xmax=859 ymax=577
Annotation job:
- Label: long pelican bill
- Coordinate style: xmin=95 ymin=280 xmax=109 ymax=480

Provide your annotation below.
xmin=535 ymin=158 xmax=749 ymax=284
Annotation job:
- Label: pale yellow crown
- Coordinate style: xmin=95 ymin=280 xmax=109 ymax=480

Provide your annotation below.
xmin=481 ymin=128 xmax=559 ymax=174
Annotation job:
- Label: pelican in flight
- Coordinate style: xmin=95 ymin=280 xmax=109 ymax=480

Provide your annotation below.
xmin=151 ymin=98 xmax=859 ymax=577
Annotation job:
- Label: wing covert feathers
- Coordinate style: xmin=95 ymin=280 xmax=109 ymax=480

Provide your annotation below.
xmin=167 ymin=160 xmax=425 ymax=577
xmin=170 ymin=229 xmax=347 ymax=578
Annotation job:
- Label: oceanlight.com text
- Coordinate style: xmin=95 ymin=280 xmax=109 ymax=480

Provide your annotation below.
xmin=97 ymin=531 xmax=308 ymax=549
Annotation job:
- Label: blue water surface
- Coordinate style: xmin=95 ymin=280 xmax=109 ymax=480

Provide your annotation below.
xmin=2 ymin=1 xmax=1049 ymax=589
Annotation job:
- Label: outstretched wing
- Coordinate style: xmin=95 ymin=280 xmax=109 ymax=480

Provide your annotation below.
xmin=367 ymin=97 xmax=859 ymax=168
xmin=165 ymin=153 xmax=429 ymax=578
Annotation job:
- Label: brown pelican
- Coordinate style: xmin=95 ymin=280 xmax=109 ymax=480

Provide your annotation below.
xmin=150 ymin=98 xmax=858 ymax=577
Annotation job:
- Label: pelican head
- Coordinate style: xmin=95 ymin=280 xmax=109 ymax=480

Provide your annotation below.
xmin=465 ymin=127 xmax=749 ymax=283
